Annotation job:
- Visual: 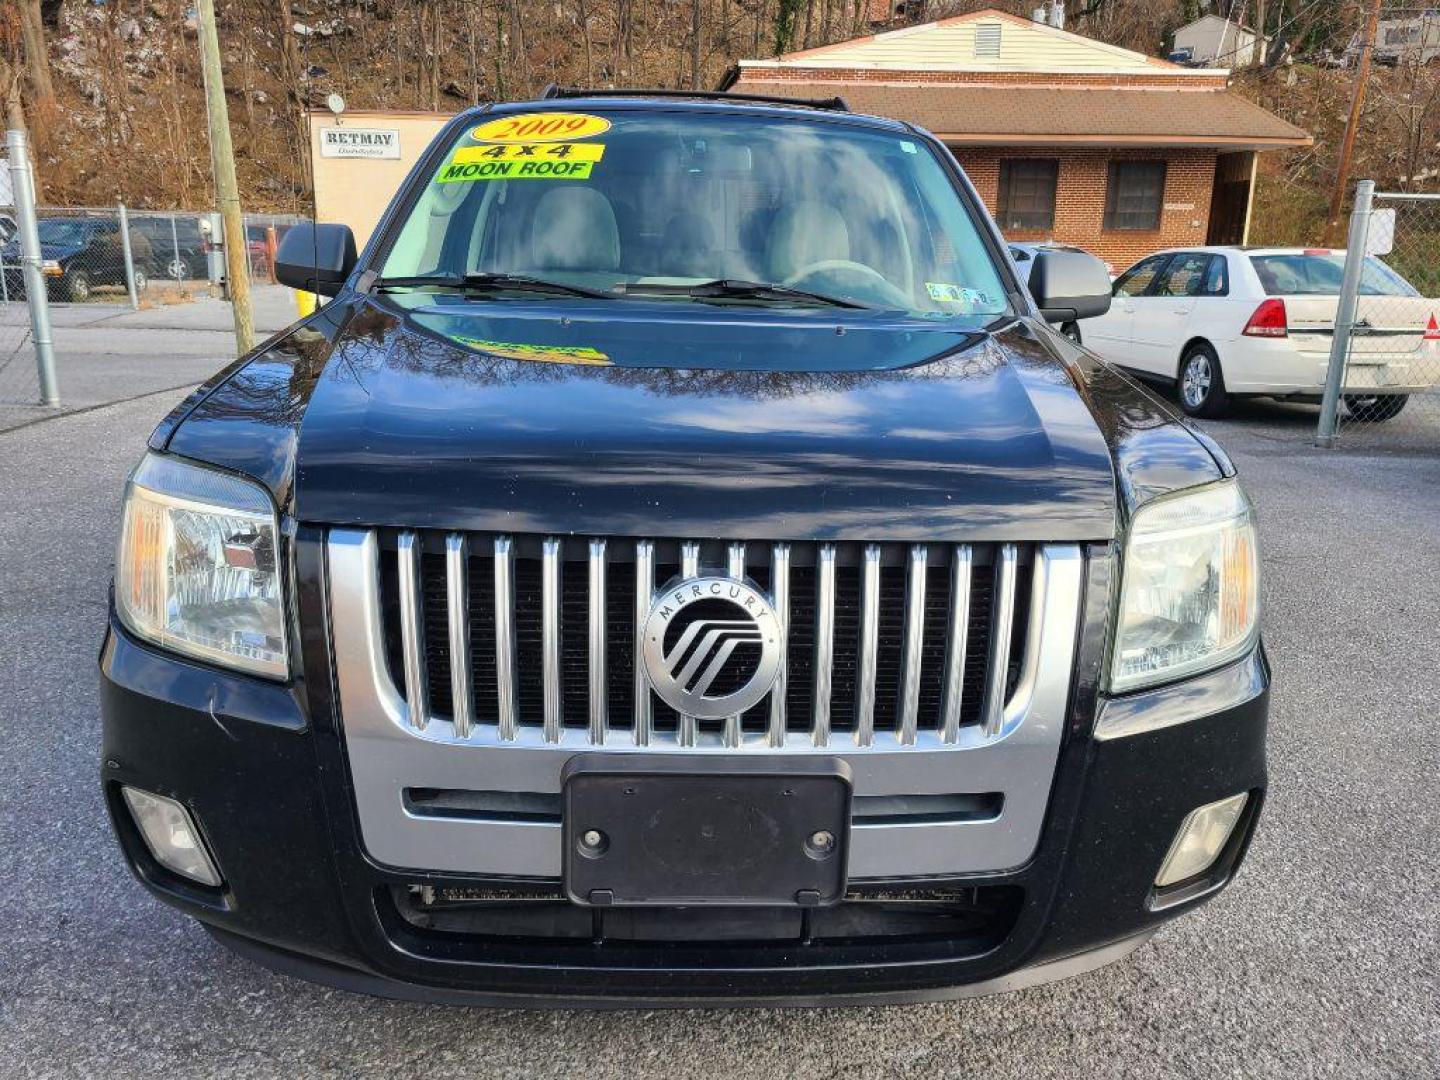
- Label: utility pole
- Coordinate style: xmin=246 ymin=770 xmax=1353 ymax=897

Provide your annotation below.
xmin=1327 ymin=0 xmax=1383 ymax=246
xmin=195 ymin=0 xmax=255 ymax=355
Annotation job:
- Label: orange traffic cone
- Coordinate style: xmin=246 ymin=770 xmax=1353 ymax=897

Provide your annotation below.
xmin=1425 ymin=314 xmax=1440 ymax=358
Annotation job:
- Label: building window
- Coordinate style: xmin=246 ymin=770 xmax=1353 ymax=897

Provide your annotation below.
xmin=1104 ymin=161 xmax=1167 ymax=230
xmin=997 ymin=159 xmax=1059 ymax=231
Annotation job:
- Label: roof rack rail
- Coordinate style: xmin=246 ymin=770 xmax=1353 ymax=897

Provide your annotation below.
xmin=539 ymin=84 xmax=850 ymax=112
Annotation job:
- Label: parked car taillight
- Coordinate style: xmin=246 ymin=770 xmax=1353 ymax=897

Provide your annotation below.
xmin=1242 ymin=297 xmax=1288 ymax=338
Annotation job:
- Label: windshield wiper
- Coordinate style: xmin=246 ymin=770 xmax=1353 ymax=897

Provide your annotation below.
xmin=374 ymin=272 xmax=616 ymax=300
xmin=618 ymin=278 xmax=870 ymax=309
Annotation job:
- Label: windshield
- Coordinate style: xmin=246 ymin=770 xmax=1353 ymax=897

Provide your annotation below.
xmin=380 ymin=109 xmax=1010 ymax=320
xmin=1249 ymin=253 xmax=1420 ymax=298
xmin=36 ymin=220 xmax=97 ymax=245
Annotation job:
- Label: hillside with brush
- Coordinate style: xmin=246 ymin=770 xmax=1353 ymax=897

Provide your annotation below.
xmin=4 ymin=0 xmax=1435 ymax=245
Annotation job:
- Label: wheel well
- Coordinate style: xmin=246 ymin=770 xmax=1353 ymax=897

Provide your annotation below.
xmin=1177 ymin=336 xmax=1215 ymax=380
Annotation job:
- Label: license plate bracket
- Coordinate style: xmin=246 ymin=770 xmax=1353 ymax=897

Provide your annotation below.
xmin=562 ymin=755 xmax=851 ymax=908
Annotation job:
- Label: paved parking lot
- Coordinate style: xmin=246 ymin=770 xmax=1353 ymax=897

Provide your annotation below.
xmin=0 ymin=286 xmax=295 ymax=432
xmin=1 ymin=376 xmax=1437 ymax=1077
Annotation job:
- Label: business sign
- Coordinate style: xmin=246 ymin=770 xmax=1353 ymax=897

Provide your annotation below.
xmin=319 ymin=128 xmax=401 ymax=160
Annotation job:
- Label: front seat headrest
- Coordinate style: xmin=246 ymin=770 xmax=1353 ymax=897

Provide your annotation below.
xmin=530 ymin=187 xmax=620 ymax=271
xmin=768 ymin=201 xmax=850 ymax=282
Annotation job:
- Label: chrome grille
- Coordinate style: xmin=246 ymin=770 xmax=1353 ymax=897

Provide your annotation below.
xmin=377 ymin=534 xmax=1033 ymax=750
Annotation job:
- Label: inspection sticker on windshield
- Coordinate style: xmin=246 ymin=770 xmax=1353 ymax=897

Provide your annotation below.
xmin=926 ymin=282 xmax=968 ymax=302
xmin=454 ymin=336 xmax=611 ymax=366
xmin=927 ymin=282 xmax=991 ymax=310
xmin=471 ymin=111 xmax=611 ymax=143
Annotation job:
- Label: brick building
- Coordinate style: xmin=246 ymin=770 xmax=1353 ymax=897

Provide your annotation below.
xmin=721 ymin=8 xmax=1310 ymax=270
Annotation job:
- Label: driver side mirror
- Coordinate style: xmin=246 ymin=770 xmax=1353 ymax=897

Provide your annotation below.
xmin=1028 ymin=249 xmax=1112 ymax=323
xmin=275 ymin=223 xmax=357 ymax=297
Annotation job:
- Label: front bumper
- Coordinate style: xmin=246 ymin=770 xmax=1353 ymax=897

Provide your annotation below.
xmin=100 ymin=541 xmax=1269 ymax=1007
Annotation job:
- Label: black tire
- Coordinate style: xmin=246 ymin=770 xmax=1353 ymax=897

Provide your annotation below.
xmin=64 ymin=268 xmax=91 ymax=303
xmin=1177 ymin=343 xmax=1229 ymax=418
xmin=1343 ymin=394 xmax=1408 ymax=422
xmin=1060 ymin=321 xmax=1082 ymax=344
xmin=132 ymin=266 xmax=148 ymax=294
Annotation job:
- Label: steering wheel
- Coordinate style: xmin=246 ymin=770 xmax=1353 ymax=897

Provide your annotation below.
xmin=782 ymin=259 xmax=910 ymax=309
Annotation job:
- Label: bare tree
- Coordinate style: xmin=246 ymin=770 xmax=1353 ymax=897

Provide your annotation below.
xmin=691 ymin=0 xmax=703 ymax=88
xmin=18 ymin=0 xmax=53 ymax=105
xmin=578 ymin=0 xmax=595 ymax=85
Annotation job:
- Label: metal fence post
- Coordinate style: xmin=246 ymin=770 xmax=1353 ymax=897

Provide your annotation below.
xmin=207 ymin=212 xmax=224 ymax=289
xmin=118 ymin=201 xmax=139 ymax=310
xmin=5 ymin=128 xmax=59 ymax=407
xmin=1317 ymin=179 xmax=1374 ymax=447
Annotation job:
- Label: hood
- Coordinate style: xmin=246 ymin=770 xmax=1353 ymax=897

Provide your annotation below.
xmin=300 ymin=299 xmax=1119 ymax=542
xmin=160 ymin=296 xmax=1225 ymax=543
xmin=2 ymin=240 xmax=79 ymax=260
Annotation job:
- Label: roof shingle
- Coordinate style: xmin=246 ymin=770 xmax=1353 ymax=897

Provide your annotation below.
xmin=732 ymin=81 xmax=1310 ymax=148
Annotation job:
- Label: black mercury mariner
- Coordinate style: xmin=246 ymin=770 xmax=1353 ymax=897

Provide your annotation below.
xmin=101 ymin=91 xmax=1268 ymax=1007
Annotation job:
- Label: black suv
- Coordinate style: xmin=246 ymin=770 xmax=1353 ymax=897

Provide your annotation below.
xmin=101 ymin=92 xmax=1268 ymax=1007
xmin=130 ymin=215 xmax=209 ymax=282
xmin=1 ymin=216 xmax=148 ymax=301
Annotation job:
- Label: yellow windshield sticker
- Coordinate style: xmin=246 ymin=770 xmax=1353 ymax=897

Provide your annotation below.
xmin=926 ymin=282 xmax=966 ymax=303
xmin=471 ymin=112 xmax=611 ymax=143
xmin=452 ymin=142 xmax=605 ymax=165
xmin=455 ymin=336 xmax=612 ymax=366
xmin=437 ymin=156 xmax=597 ymax=182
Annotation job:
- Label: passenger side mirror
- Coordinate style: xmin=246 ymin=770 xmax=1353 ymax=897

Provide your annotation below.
xmin=1028 ymin=249 xmax=1112 ymax=323
xmin=275 ymin=223 xmax=357 ymax=297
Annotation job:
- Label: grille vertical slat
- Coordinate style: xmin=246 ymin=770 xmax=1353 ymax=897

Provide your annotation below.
xmin=541 ymin=537 xmax=562 ymax=744
xmin=724 ymin=542 xmax=747 ymax=748
xmin=445 ymin=533 xmax=473 ymax=739
xmin=940 ymin=545 xmax=973 ymax=744
xmin=897 ymin=544 xmax=928 ymax=746
xmin=396 ymin=530 xmax=429 ymax=731
xmin=677 ymin=541 xmax=702 ymax=747
xmin=588 ymin=539 xmax=607 ymax=745
xmin=767 ymin=543 xmax=790 ymax=748
xmin=494 ymin=536 xmax=519 ymax=741
xmin=855 ymin=544 xmax=881 ymax=748
xmin=380 ymin=533 xmax=1042 ymax=748
xmin=812 ymin=543 xmax=837 ymax=748
xmin=633 ymin=540 xmax=654 ymax=747
xmin=983 ymin=544 xmax=1018 ymax=738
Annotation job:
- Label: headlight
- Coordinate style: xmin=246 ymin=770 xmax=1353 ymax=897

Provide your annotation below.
xmin=1111 ymin=480 xmax=1258 ymax=693
xmin=42 ymin=259 xmax=63 ymax=276
xmin=115 ymin=453 xmax=288 ymax=678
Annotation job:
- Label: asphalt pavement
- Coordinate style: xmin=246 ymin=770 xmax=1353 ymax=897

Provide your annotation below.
xmin=0 ymin=368 xmax=1437 ymax=1077
xmin=0 ymin=286 xmax=295 ymax=431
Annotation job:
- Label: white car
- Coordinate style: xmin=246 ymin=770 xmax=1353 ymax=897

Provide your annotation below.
xmin=1081 ymin=246 xmax=1440 ymax=420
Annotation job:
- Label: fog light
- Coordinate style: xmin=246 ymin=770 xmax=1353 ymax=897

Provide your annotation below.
xmin=1155 ymin=793 xmax=1248 ymax=888
xmin=122 ymin=787 xmax=223 ymax=886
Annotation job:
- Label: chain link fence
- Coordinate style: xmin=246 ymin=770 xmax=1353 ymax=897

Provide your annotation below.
xmin=1 ymin=131 xmax=57 ymax=409
xmin=3 ymin=124 xmax=310 ymax=413
xmin=1318 ymin=184 xmax=1440 ymax=450
xmin=14 ymin=207 xmax=308 ymax=308
xmin=0 ymin=206 xmax=40 ymax=406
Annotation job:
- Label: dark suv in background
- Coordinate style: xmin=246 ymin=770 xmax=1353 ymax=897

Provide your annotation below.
xmin=131 ymin=215 xmax=209 ymax=282
xmin=1 ymin=215 xmax=148 ymax=301
xmin=101 ymin=91 xmax=1268 ymax=1007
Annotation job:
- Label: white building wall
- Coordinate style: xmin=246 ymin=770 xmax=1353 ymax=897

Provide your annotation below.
xmin=1173 ymin=16 xmax=1259 ymax=66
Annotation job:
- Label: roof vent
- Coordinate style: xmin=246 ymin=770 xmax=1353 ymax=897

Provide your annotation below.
xmin=974 ymin=22 xmax=1002 ymax=58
